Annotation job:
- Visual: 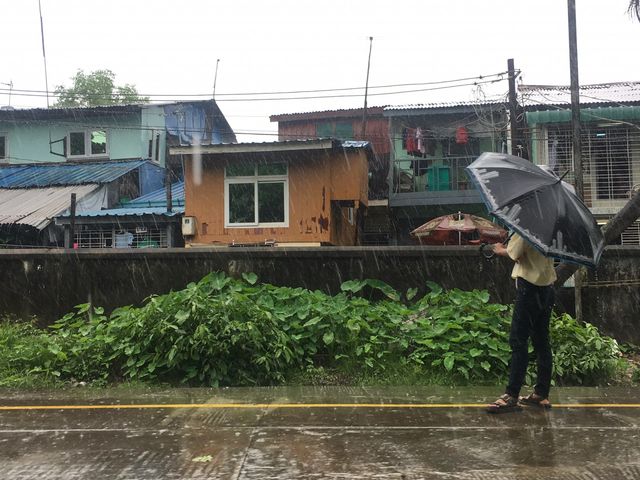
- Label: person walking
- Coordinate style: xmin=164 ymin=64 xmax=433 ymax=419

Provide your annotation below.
xmin=486 ymin=233 xmax=557 ymax=413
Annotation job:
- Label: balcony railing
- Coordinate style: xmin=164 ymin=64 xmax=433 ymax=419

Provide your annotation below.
xmin=392 ymin=156 xmax=477 ymax=194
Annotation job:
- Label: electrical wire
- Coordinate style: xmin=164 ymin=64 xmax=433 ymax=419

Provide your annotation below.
xmin=0 ymin=71 xmax=511 ymax=100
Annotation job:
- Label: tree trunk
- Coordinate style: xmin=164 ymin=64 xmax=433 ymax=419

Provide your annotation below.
xmin=555 ymin=189 xmax=640 ymax=287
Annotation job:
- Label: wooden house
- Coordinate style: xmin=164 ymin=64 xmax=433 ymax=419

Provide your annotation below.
xmin=170 ymin=139 xmax=370 ymax=246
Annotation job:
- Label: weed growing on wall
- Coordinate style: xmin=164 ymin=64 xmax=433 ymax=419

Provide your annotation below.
xmin=0 ymin=273 xmax=623 ymax=388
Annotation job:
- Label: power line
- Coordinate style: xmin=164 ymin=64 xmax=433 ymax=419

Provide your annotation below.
xmin=0 ymin=71 xmax=510 ymax=100
xmin=0 ymin=78 xmax=504 ymax=104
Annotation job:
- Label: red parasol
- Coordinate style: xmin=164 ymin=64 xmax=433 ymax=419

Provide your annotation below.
xmin=411 ymin=212 xmax=508 ymax=246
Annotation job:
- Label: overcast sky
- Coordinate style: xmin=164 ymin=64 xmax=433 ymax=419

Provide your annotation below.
xmin=2 ymin=0 xmax=639 ymax=141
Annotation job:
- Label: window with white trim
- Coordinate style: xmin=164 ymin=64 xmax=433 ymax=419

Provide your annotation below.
xmin=0 ymin=134 xmax=7 ymax=162
xmin=67 ymin=130 xmax=108 ymax=158
xmin=224 ymin=162 xmax=288 ymax=227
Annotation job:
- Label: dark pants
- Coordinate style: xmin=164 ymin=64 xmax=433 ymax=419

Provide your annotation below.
xmin=505 ymin=277 xmax=555 ymax=399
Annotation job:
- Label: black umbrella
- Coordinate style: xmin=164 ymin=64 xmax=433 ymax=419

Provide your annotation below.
xmin=466 ymin=152 xmax=604 ymax=268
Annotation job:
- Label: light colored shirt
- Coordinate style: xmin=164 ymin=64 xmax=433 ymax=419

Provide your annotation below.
xmin=507 ymin=234 xmax=557 ymax=286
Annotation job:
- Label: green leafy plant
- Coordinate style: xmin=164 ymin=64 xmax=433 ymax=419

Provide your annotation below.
xmin=405 ymin=282 xmax=512 ymax=381
xmin=550 ymin=313 xmax=622 ymax=384
xmin=0 ymin=274 xmax=626 ymax=388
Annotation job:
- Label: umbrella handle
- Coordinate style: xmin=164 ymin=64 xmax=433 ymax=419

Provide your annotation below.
xmin=479 ymin=243 xmax=496 ymax=259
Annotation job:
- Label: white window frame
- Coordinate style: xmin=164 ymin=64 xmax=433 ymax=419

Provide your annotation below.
xmin=0 ymin=133 xmax=7 ymax=162
xmin=224 ymin=163 xmax=289 ymax=228
xmin=148 ymin=130 xmax=162 ymax=163
xmin=67 ymin=129 xmax=109 ymax=159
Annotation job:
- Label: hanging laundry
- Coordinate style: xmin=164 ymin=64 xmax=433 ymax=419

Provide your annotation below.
xmin=405 ymin=128 xmax=417 ymax=154
xmin=456 ymin=126 xmax=469 ymax=144
xmin=416 ymin=127 xmax=426 ymax=155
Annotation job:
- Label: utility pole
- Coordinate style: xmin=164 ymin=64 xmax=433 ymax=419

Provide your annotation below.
xmin=361 ymin=37 xmax=373 ymax=139
xmin=568 ymin=0 xmax=583 ymax=199
xmin=38 ymin=0 xmax=50 ymax=108
xmin=507 ymin=58 xmax=519 ymax=156
xmin=212 ymin=59 xmax=220 ymax=99
xmin=568 ymin=0 xmax=584 ymax=322
xmin=68 ymin=193 xmax=76 ymax=249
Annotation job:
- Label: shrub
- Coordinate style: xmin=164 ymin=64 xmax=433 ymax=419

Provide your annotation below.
xmin=0 ymin=274 xmax=625 ymax=388
xmin=550 ymin=313 xmax=622 ymax=384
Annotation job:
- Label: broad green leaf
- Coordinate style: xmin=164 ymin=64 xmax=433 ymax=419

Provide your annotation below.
xmin=365 ymin=279 xmax=400 ymax=301
xmin=303 ymin=316 xmax=321 ymax=327
xmin=443 ymin=355 xmax=455 ymax=371
xmin=323 ymin=332 xmax=334 ymax=345
xmin=340 ymin=279 xmax=367 ymax=293
xmin=406 ymin=287 xmax=418 ymax=301
xmin=242 ymin=272 xmax=258 ymax=285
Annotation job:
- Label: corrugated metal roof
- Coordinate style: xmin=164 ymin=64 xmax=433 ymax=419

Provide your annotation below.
xmin=0 ymin=185 xmax=100 ymax=230
xmin=384 ymin=99 xmax=505 ymax=112
xmin=0 ymin=104 xmax=143 ymax=121
xmin=170 ymin=138 xmax=371 ymax=155
xmin=69 ymin=206 xmax=184 ymax=218
xmin=0 ymin=100 xmax=220 ymax=121
xmin=341 ymin=141 xmax=370 ymax=149
xmin=519 ymin=82 xmax=640 ymax=108
xmin=55 ymin=181 xmax=185 ymax=220
xmin=0 ymin=159 xmax=150 ymax=189
xmin=270 ymin=106 xmax=387 ymax=122
xmin=125 ymin=181 xmax=185 ymax=207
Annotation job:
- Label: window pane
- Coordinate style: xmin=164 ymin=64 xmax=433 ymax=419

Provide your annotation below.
xmin=229 ymin=183 xmax=255 ymax=223
xmin=91 ymin=131 xmax=107 ymax=155
xmin=335 ymin=122 xmax=353 ymax=140
xmin=258 ymin=182 xmax=285 ymax=223
xmin=69 ymin=132 xmax=85 ymax=156
xmin=317 ymin=122 xmax=333 ymax=138
xmin=0 ymin=136 xmax=5 ymax=159
xmin=226 ymin=163 xmax=255 ymax=177
xmin=257 ymin=163 xmax=287 ymax=176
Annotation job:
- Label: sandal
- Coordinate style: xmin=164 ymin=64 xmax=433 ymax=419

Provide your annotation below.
xmin=519 ymin=393 xmax=552 ymax=409
xmin=486 ymin=394 xmax=522 ymax=414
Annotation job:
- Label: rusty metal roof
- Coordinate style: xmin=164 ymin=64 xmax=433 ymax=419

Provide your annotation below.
xmin=270 ymin=106 xmax=387 ymax=122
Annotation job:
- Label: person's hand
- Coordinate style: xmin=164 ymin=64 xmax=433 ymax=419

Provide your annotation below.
xmin=492 ymin=242 xmax=508 ymax=257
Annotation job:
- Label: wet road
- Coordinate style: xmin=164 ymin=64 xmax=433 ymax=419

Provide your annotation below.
xmin=1 ymin=386 xmax=639 ymax=479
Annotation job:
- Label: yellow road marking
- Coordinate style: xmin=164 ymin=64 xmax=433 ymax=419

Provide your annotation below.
xmin=1 ymin=403 xmax=640 ymax=411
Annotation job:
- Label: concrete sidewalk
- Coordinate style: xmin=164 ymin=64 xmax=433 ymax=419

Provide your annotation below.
xmin=1 ymin=385 xmax=639 ymax=479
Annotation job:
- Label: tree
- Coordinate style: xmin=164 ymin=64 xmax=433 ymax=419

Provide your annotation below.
xmin=630 ymin=0 xmax=640 ymax=22
xmin=555 ymin=189 xmax=640 ymax=287
xmin=53 ymin=69 xmax=149 ymax=107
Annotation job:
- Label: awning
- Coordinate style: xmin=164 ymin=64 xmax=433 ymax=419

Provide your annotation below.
xmin=526 ymin=106 xmax=640 ymax=125
xmin=0 ymin=185 xmax=102 ymax=230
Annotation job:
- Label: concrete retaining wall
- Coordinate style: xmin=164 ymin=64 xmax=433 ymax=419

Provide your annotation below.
xmin=0 ymin=246 xmax=637 ymax=343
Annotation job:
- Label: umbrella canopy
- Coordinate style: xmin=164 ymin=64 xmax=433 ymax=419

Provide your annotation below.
xmin=466 ymin=152 xmax=604 ymax=268
xmin=411 ymin=212 xmax=508 ymax=246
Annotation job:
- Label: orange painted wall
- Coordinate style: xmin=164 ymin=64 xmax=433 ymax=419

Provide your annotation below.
xmin=183 ymin=149 xmax=368 ymax=246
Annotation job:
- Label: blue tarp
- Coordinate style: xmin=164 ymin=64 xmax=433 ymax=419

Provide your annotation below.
xmin=164 ymin=103 xmax=223 ymax=145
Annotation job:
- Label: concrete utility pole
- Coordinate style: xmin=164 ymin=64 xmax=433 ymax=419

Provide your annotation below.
xmin=568 ymin=0 xmax=583 ymax=199
xmin=507 ymin=59 xmax=519 ymax=156
xmin=567 ymin=0 xmax=584 ymax=322
xmin=361 ymin=37 xmax=373 ymax=139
